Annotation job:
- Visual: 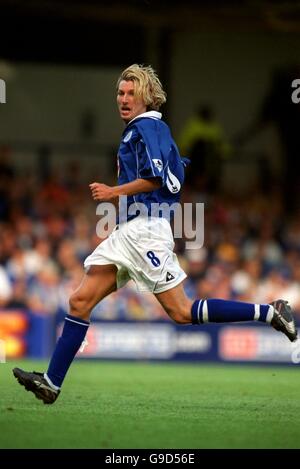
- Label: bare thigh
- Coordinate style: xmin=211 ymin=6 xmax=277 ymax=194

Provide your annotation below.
xmin=155 ymin=282 xmax=193 ymax=324
xmin=69 ymin=264 xmax=117 ymax=320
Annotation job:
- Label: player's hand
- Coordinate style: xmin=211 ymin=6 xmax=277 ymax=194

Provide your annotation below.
xmin=89 ymin=182 xmax=116 ymax=201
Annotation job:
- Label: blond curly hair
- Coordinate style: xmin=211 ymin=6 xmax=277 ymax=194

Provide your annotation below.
xmin=117 ymin=64 xmax=167 ymax=111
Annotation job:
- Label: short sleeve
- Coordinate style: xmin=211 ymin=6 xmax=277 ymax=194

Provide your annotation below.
xmin=135 ymin=121 xmax=168 ymax=186
xmin=136 ymin=140 xmax=164 ymax=184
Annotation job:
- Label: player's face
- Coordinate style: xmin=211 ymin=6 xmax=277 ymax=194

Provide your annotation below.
xmin=117 ymin=80 xmax=147 ymax=123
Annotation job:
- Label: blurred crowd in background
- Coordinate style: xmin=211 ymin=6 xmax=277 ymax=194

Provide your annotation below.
xmin=1 ymin=136 xmax=300 ymax=322
xmin=1 ymin=0 xmax=300 ymax=331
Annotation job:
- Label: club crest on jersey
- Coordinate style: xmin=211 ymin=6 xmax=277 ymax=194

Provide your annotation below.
xmin=123 ymin=131 xmax=133 ymax=142
xmin=152 ymin=159 xmax=163 ymax=172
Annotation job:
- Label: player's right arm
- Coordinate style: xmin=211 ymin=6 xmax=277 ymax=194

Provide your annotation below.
xmin=89 ymin=177 xmax=161 ymax=201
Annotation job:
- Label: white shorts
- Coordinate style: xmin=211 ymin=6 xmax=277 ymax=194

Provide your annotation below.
xmin=84 ymin=216 xmax=187 ymax=294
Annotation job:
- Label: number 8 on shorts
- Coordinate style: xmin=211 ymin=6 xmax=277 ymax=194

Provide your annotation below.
xmin=146 ymin=251 xmax=161 ymax=267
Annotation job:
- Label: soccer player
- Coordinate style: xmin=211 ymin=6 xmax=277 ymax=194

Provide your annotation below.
xmin=13 ymin=64 xmax=297 ymax=404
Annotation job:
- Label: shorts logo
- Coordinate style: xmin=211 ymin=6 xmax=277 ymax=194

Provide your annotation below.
xmin=152 ymin=159 xmax=163 ymax=172
xmin=123 ymin=131 xmax=133 ymax=142
xmin=166 ymin=272 xmax=175 ymax=282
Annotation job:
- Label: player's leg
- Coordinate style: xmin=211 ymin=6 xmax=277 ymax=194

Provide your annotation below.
xmin=155 ymin=282 xmax=192 ymax=324
xmin=69 ymin=264 xmax=117 ymax=321
xmin=45 ymin=264 xmax=117 ymax=385
xmin=132 ymin=216 xmax=297 ymax=342
xmin=13 ymin=264 xmax=117 ymax=403
xmin=155 ymin=282 xmax=297 ymax=342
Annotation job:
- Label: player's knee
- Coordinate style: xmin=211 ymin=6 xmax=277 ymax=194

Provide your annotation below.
xmin=69 ymin=293 xmax=91 ymax=320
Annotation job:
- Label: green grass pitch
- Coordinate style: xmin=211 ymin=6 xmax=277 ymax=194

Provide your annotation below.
xmin=1 ymin=359 xmax=300 ymax=449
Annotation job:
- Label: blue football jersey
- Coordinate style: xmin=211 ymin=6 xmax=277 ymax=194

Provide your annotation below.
xmin=117 ymin=111 xmax=188 ymax=223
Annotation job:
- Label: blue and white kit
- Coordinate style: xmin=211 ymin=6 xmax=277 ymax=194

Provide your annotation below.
xmin=84 ymin=111 xmax=188 ymax=293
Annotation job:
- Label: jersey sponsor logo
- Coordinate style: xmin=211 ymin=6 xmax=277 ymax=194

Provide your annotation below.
xmin=123 ymin=130 xmax=133 ymax=142
xmin=166 ymin=272 xmax=175 ymax=282
xmin=152 ymin=159 xmax=163 ymax=172
xmin=166 ymin=167 xmax=181 ymax=193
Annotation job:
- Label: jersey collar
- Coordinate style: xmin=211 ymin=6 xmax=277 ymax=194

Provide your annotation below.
xmin=127 ymin=111 xmax=162 ymax=126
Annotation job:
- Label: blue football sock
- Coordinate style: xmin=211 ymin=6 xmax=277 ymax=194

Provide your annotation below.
xmin=46 ymin=314 xmax=90 ymax=388
xmin=191 ymin=299 xmax=274 ymax=324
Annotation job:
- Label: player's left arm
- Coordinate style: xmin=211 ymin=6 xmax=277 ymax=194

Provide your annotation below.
xmin=89 ymin=177 xmax=161 ymax=201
